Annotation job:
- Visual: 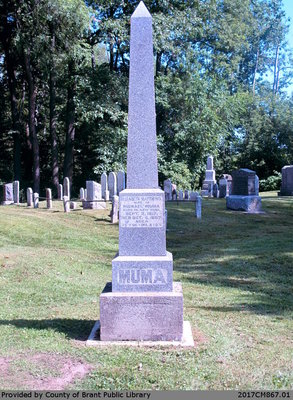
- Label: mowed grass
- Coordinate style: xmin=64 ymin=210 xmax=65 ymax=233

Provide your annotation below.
xmin=0 ymin=193 xmax=292 ymax=390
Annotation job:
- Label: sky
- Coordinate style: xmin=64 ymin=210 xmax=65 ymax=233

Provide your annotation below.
xmin=282 ymin=0 xmax=293 ymax=94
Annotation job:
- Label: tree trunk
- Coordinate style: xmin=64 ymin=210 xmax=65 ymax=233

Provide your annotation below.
xmin=252 ymin=48 xmax=259 ymax=96
xmin=63 ymin=59 xmax=76 ymax=182
xmin=49 ymin=24 xmax=59 ymax=190
xmin=24 ymin=48 xmax=40 ymax=193
xmin=273 ymin=44 xmax=279 ymax=94
xmin=0 ymin=3 xmax=22 ymax=180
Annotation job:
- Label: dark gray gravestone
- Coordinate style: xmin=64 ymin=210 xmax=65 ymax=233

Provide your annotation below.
xmin=227 ymin=169 xmax=261 ymax=212
xmin=99 ymin=1 xmax=183 ymax=342
xmin=279 ymin=165 xmax=293 ymax=196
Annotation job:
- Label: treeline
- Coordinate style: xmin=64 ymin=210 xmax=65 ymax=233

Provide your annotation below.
xmin=0 ymin=0 xmax=292 ymax=196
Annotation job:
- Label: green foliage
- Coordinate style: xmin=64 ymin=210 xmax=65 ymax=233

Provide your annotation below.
xmin=259 ymin=171 xmax=282 ymax=191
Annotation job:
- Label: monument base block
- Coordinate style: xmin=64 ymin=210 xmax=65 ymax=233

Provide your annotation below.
xmin=278 ymin=190 xmax=293 ymax=196
xmin=112 ymin=251 xmax=173 ymax=292
xmin=99 ymin=282 xmax=183 ymax=341
xmin=83 ymin=201 xmax=106 ymax=210
xmin=2 ymin=201 xmax=14 ymax=205
xmin=226 ymin=195 xmax=262 ymax=213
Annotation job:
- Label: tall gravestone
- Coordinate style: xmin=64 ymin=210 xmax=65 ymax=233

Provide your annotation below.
xmin=101 ymin=172 xmax=108 ymax=199
xmin=108 ymin=172 xmax=117 ymax=200
xmin=99 ymin=2 xmax=184 ymax=342
xmin=2 ymin=183 xmax=14 ymax=205
xmin=219 ymin=178 xmax=228 ymax=198
xmin=201 ymin=156 xmax=216 ymax=197
xmin=46 ymin=188 xmax=52 ymax=209
xmin=58 ymin=184 xmax=63 ymax=200
xmin=279 ymin=165 xmax=293 ymax=196
xmin=164 ymin=179 xmax=172 ymax=201
xmin=117 ymin=171 xmax=126 ymax=195
xmin=63 ymin=177 xmax=70 ymax=200
xmin=13 ymin=181 xmax=20 ymax=204
xmin=226 ymin=169 xmax=261 ymax=213
xmin=27 ymin=187 xmax=33 ymax=207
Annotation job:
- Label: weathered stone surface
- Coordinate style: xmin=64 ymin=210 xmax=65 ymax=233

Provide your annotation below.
xmin=13 ymin=181 xmax=19 ymax=204
xmin=118 ymin=189 xmax=166 ymax=256
xmin=112 ymin=251 xmax=173 ymax=292
xmin=213 ymin=183 xmax=219 ymax=198
xmin=164 ymin=179 xmax=172 ymax=201
xmin=219 ymin=178 xmax=228 ymax=198
xmin=83 ymin=181 xmax=106 ymax=210
xmin=222 ymin=174 xmax=232 ymax=195
xmin=70 ymin=201 xmax=77 ymax=210
xmin=46 ymin=188 xmax=52 ymax=209
xmin=80 ymin=188 xmax=85 ymax=200
xmin=189 ymin=191 xmax=199 ymax=201
xmin=184 ymin=190 xmax=190 ymax=200
xmin=226 ymin=195 xmax=262 ymax=212
xmin=33 ymin=193 xmax=39 ymax=209
xmin=201 ymin=155 xmax=216 ymax=197
xmin=63 ymin=177 xmax=70 ymax=199
xmin=195 ymin=196 xmax=202 ymax=219
xmin=27 ymin=187 xmax=33 ymax=207
xmin=3 ymin=183 xmax=14 ymax=205
xmin=101 ymin=172 xmax=108 ymax=199
xmin=63 ymin=195 xmax=70 ymax=213
xmin=279 ymin=165 xmax=293 ymax=196
xmin=126 ymin=2 xmax=158 ymax=189
xmin=111 ymin=195 xmax=119 ymax=223
xmin=100 ymin=282 xmax=183 ymax=341
xmin=178 ymin=190 xmax=184 ymax=200
xmin=255 ymin=175 xmax=259 ymax=196
xmin=108 ymin=172 xmax=117 ymax=200
xmin=117 ymin=171 xmax=126 ymax=194
xmin=57 ymin=184 xmax=63 ymax=200
xmin=165 ymin=209 xmax=167 ymax=230
xmin=105 ymin=190 xmax=110 ymax=201
xmin=231 ymin=169 xmax=257 ymax=196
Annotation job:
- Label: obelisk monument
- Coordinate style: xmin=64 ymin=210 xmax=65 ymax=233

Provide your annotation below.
xmin=99 ymin=1 xmax=184 ymax=342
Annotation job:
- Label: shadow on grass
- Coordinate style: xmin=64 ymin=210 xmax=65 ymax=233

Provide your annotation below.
xmin=166 ymin=199 xmax=293 ymax=317
xmin=0 ymin=318 xmax=96 ymax=341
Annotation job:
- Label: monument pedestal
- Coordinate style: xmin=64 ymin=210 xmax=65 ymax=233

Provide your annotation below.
xmin=100 ymin=282 xmax=183 ymax=341
xmin=226 ymin=195 xmax=262 ymax=212
xmin=83 ymin=201 xmax=106 ymax=210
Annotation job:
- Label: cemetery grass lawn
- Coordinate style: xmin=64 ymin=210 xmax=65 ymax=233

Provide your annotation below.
xmin=0 ymin=193 xmax=292 ymax=390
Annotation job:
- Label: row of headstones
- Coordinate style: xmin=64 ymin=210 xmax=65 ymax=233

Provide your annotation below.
xmin=163 ymin=179 xmax=203 ymax=202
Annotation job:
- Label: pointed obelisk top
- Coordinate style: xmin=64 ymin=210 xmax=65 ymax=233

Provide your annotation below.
xmin=131 ymin=1 xmax=151 ymax=19
xmin=127 ymin=0 xmax=158 ymax=189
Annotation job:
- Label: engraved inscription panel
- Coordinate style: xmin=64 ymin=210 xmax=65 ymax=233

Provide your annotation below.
xmin=120 ymin=195 xmax=163 ymax=228
xmin=118 ymin=268 xmax=167 ymax=285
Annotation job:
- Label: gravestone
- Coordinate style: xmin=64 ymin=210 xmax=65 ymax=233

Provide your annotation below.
xmin=164 ymin=179 xmax=172 ymax=201
xmin=99 ymin=2 xmax=184 ymax=342
xmin=27 ymin=188 xmax=33 ymax=207
xmin=279 ymin=165 xmax=293 ymax=196
xmin=13 ymin=181 xmax=20 ymax=204
xmin=117 ymin=171 xmax=126 ymax=195
xmin=219 ymin=178 xmax=228 ymax=198
xmin=63 ymin=177 xmax=70 ymax=200
xmin=58 ymin=184 xmax=63 ymax=200
xmin=80 ymin=188 xmax=85 ymax=201
xmin=226 ymin=169 xmax=261 ymax=212
xmin=2 ymin=183 xmax=14 ymax=205
xmin=33 ymin=193 xmax=39 ymax=209
xmin=108 ymin=172 xmax=117 ymax=200
xmin=101 ymin=172 xmax=108 ymax=199
xmin=63 ymin=196 xmax=70 ymax=213
xmin=201 ymin=155 xmax=216 ymax=197
xmin=213 ymin=183 xmax=219 ymax=198
xmin=222 ymin=174 xmax=232 ymax=195
xmin=46 ymin=188 xmax=52 ymax=209
xmin=70 ymin=201 xmax=77 ymax=210
xmin=190 ymin=191 xmax=198 ymax=201
xmin=105 ymin=190 xmax=110 ymax=201
xmin=178 ymin=190 xmax=184 ymax=200
xmin=184 ymin=190 xmax=190 ymax=200
xmin=83 ymin=181 xmax=106 ymax=209
xmin=172 ymin=188 xmax=177 ymax=201
xmin=111 ymin=195 xmax=119 ymax=223
xmin=195 ymin=196 xmax=202 ymax=219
